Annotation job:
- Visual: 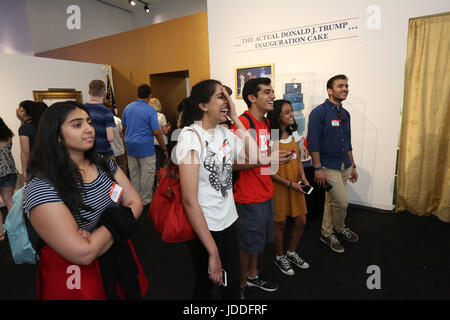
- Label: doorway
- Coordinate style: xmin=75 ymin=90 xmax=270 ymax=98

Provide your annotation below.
xmin=149 ymin=70 xmax=189 ymax=129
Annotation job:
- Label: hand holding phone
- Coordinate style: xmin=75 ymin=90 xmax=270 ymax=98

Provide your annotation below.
xmin=220 ymin=269 xmax=227 ymax=287
xmin=298 ymin=181 xmax=314 ymax=195
xmin=208 ymin=268 xmax=227 ymax=287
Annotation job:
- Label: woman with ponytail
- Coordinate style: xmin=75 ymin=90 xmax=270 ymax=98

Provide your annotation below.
xmin=174 ymin=79 xmax=259 ymax=300
xmin=16 ymin=100 xmax=47 ymax=182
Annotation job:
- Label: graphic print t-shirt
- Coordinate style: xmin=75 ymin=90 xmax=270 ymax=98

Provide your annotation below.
xmin=174 ymin=124 xmax=244 ymax=231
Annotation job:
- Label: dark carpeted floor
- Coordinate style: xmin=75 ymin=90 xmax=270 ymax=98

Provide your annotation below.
xmin=1 ymin=206 xmax=449 ymax=300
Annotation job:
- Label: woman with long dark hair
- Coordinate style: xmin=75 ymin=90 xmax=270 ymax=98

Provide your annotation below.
xmin=24 ymin=101 xmax=144 ymax=299
xmin=175 ymin=79 xmax=259 ymax=300
xmin=0 ymin=117 xmax=17 ymax=241
xmin=267 ymin=99 xmax=310 ymax=276
xmin=16 ymin=100 xmax=47 ymax=182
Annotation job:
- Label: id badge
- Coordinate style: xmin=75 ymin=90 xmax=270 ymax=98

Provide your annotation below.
xmin=219 ymin=141 xmax=232 ymax=159
xmin=109 ymin=183 xmax=123 ymax=203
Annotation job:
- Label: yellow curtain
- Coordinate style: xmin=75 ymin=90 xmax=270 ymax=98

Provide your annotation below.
xmin=396 ymin=13 xmax=450 ymax=222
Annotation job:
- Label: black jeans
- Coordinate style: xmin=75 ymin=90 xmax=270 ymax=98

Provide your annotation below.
xmin=187 ymin=221 xmax=240 ymax=300
xmin=154 ymin=145 xmax=168 ymax=172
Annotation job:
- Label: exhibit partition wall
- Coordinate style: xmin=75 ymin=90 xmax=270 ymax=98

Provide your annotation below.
xmin=207 ymin=0 xmax=450 ymax=211
xmin=0 ymin=52 xmax=109 ymax=174
xmin=37 ymin=12 xmax=211 ymax=117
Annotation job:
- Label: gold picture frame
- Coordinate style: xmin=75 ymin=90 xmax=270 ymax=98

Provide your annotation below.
xmin=235 ymin=63 xmax=274 ymax=99
xmin=33 ymin=89 xmax=83 ymax=105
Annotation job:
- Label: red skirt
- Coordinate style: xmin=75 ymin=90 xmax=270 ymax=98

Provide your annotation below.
xmin=36 ymin=240 xmax=148 ymax=300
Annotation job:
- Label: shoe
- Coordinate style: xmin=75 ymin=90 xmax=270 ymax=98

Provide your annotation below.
xmin=247 ymin=273 xmax=278 ymax=292
xmin=286 ymin=252 xmax=310 ymax=269
xmin=337 ymin=228 xmax=359 ymax=242
xmin=320 ymin=234 xmax=345 ymax=253
xmin=240 ymin=285 xmax=249 ymax=300
xmin=274 ymin=255 xmax=295 ymax=276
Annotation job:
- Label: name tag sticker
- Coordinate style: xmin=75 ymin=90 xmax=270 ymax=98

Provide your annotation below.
xmin=331 ymin=120 xmax=340 ymax=127
xmin=219 ymin=141 xmax=232 ymax=158
xmin=109 ymin=183 xmax=123 ymax=203
xmin=259 ymin=135 xmax=268 ymax=151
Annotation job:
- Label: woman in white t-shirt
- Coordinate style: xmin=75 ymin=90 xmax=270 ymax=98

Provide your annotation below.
xmin=175 ymin=79 xmax=257 ymax=299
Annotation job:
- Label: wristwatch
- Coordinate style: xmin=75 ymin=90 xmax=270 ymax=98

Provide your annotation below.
xmin=352 ymin=163 xmax=356 ymax=169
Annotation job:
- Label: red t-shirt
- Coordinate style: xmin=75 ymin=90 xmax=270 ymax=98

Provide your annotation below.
xmin=231 ymin=111 xmax=274 ymax=204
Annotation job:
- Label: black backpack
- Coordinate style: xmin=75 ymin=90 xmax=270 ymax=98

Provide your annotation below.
xmin=232 ymin=113 xmax=269 ymax=192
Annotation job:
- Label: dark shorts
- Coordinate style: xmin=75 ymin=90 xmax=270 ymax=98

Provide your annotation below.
xmin=235 ymin=198 xmax=275 ymax=254
xmin=0 ymin=173 xmax=17 ymax=188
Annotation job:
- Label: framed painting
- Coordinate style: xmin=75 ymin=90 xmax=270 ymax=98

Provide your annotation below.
xmin=235 ymin=63 xmax=274 ymax=99
xmin=33 ymin=89 xmax=83 ymax=106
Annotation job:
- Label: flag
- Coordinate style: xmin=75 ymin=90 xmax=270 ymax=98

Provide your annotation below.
xmin=106 ymin=74 xmax=118 ymax=115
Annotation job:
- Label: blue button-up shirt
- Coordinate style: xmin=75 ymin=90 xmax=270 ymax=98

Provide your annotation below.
xmin=307 ymin=99 xmax=352 ymax=170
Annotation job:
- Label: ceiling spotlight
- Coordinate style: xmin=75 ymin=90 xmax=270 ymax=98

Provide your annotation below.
xmin=144 ymin=4 xmax=150 ymax=13
xmin=128 ymin=0 xmax=136 ymax=6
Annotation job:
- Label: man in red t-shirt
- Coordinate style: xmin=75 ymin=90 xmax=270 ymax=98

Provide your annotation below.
xmin=232 ymin=78 xmax=293 ymax=299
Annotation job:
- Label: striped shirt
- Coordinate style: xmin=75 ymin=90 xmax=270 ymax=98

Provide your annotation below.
xmin=24 ymin=160 xmax=119 ymax=232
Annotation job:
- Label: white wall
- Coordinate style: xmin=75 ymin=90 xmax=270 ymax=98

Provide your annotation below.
xmin=207 ymin=0 xmax=450 ymax=210
xmin=0 ymin=52 xmax=110 ymax=173
xmin=0 ymin=0 xmax=33 ymax=55
xmin=132 ymin=0 xmax=206 ymax=30
xmin=24 ymin=0 xmax=206 ymax=54
xmin=25 ymin=0 xmax=135 ymax=53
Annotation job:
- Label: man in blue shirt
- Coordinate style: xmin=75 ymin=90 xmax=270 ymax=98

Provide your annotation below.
xmin=307 ymin=74 xmax=359 ymax=254
xmin=121 ymin=84 xmax=167 ymax=207
xmin=85 ymin=80 xmax=115 ymax=157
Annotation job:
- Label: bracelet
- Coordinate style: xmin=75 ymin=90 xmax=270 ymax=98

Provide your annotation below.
xmin=314 ymin=166 xmax=322 ymax=171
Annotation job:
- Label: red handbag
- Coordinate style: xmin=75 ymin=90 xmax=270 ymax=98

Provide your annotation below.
xmin=149 ymin=128 xmax=202 ymax=243
xmin=36 ymin=240 xmax=148 ymax=300
xmin=148 ymin=163 xmax=196 ymax=242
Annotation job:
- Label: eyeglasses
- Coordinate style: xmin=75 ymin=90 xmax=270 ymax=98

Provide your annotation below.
xmin=336 ymin=109 xmax=347 ymax=123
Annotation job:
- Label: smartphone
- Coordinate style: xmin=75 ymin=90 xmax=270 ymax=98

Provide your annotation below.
xmin=220 ymin=269 xmax=228 ymax=287
xmin=208 ymin=268 xmax=227 ymax=287
xmin=298 ymin=181 xmax=314 ymax=195
xmin=322 ymin=181 xmax=333 ymax=192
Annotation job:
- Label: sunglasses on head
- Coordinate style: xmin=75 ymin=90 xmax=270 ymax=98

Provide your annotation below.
xmin=336 ymin=109 xmax=347 ymax=123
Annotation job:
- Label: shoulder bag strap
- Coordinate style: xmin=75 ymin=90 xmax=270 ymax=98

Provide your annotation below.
xmin=186 ymin=128 xmax=204 ymax=160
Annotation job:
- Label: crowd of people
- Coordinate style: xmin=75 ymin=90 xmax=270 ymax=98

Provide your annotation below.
xmin=0 ymin=74 xmax=359 ymax=300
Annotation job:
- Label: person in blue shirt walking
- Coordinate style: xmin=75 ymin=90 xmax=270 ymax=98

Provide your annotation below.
xmin=85 ymin=80 xmax=116 ymax=157
xmin=307 ymin=74 xmax=359 ymax=254
xmin=121 ymin=84 xmax=167 ymax=207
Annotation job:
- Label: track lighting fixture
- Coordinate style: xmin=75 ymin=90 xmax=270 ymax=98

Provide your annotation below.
xmin=128 ymin=0 xmax=150 ymax=13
